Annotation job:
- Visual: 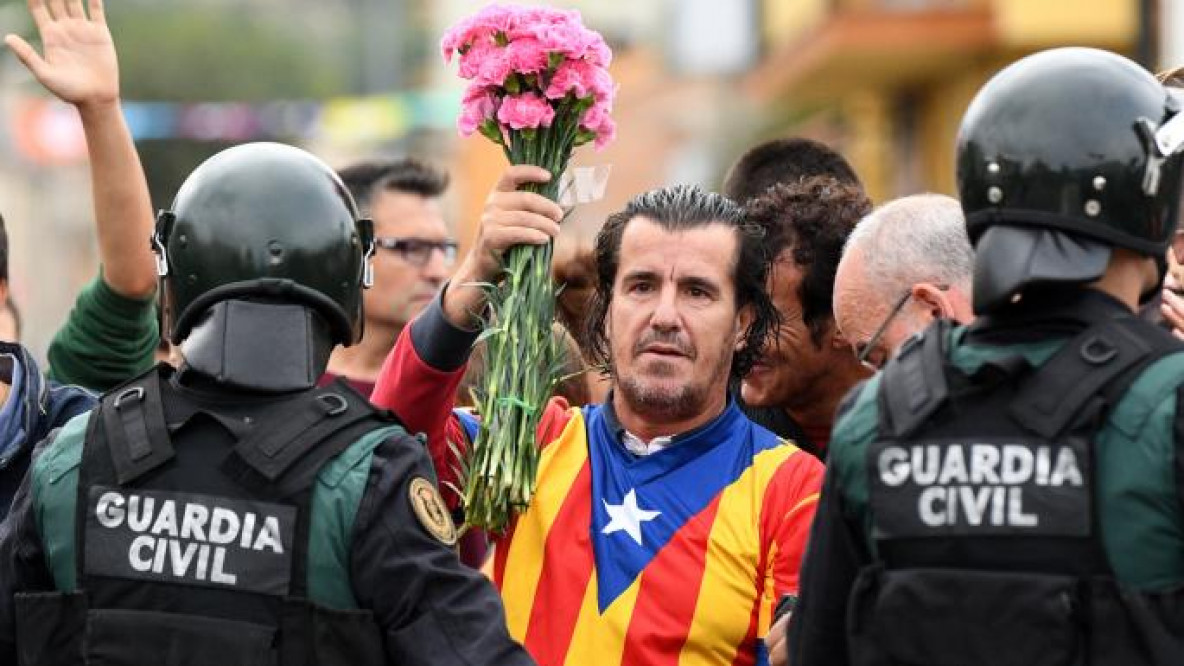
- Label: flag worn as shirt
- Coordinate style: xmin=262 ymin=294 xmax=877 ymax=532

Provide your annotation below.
xmin=480 ymin=402 xmax=822 ymax=666
xmin=373 ymin=322 xmax=824 ymax=666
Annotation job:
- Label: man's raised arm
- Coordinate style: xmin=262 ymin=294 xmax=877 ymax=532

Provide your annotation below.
xmin=7 ymin=0 xmax=159 ymax=389
xmin=371 ymin=165 xmax=563 ymax=505
xmin=8 ymin=0 xmax=155 ymax=299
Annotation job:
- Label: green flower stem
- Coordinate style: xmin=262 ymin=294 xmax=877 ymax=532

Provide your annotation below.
xmin=458 ymin=118 xmax=579 ymax=532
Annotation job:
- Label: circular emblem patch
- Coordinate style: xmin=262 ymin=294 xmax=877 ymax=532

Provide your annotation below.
xmin=409 ymin=477 xmax=457 ymax=546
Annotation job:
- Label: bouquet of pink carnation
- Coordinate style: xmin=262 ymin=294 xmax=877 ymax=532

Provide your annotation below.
xmin=442 ymin=4 xmax=616 ymax=532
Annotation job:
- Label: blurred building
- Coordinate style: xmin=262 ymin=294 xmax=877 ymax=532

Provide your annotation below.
xmin=434 ymin=1 xmax=764 ymax=257
xmin=746 ymin=0 xmax=1150 ymax=202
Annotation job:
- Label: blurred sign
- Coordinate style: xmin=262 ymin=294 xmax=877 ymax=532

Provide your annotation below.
xmin=13 ymin=98 xmax=87 ymax=165
xmin=668 ymin=0 xmax=758 ymax=75
xmin=10 ymin=90 xmax=463 ymax=164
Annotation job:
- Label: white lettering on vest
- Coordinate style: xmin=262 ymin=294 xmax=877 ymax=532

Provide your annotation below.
xmin=129 ymin=535 xmax=155 ymax=571
xmin=252 ymin=517 xmax=284 ymax=554
xmin=209 ymin=507 xmax=240 ymax=545
xmin=96 ymin=491 xmax=125 ymax=528
xmin=91 ymin=490 xmax=292 ymax=589
xmin=882 ymin=442 xmax=1085 ymax=531
xmin=879 ymin=447 xmax=909 ymax=486
xmin=181 ymin=503 xmax=209 ymax=541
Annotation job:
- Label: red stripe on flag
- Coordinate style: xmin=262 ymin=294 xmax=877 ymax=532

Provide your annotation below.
xmin=522 ymin=460 xmax=595 ymax=664
xmin=730 ymin=450 xmax=823 ymax=666
xmin=491 ymin=518 xmax=518 ymax=588
xmin=729 ymin=604 xmax=757 ymax=666
xmin=619 ymin=496 xmax=723 ymax=666
xmin=760 ymin=451 xmax=823 ymax=596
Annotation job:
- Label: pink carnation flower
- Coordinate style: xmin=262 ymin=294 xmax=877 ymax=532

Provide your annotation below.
xmin=458 ymin=86 xmax=499 ymax=136
xmin=475 ymin=50 xmax=514 ymax=87
xmin=441 ymin=5 xmax=518 ymax=62
xmin=545 ymin=59 xmax=614 ymax=102
xmin=457 ymin=39 xmax=498 ymax=80
xmin=506 ymin=6 xmax=581 ymax=41
xmin=454 ymin=33 xmax=552 ymax=87
xmin=497 ymin=93 xmax=555 ymax=130
xmin=504 ymin=37 xmax=550 ymax=75
xmin=581 ymin=102 xmax=617 ymax=150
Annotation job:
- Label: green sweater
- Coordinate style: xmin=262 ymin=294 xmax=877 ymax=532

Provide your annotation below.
xmin=46 ymin=276 xmax=158 ymax=392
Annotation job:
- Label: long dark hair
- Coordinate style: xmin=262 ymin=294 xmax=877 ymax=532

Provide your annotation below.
xmin=583 ymin=184 xmax=779 ymax=382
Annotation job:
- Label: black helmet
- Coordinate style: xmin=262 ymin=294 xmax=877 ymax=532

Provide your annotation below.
xmin=154 ymin=142 xmax=374 ymax=346
xmin=956 ymin=47 xmax=1184 ymax=312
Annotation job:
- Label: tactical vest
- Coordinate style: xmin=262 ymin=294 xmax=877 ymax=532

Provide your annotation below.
xmin=850 ymin=315 xmax=1184 ymax=666
xmin=14 ymin=365 xmax=403 ymax=666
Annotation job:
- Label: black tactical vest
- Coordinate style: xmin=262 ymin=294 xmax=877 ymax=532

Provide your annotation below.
xmin=849 ymin=314 xmax=1184 ymax=666
xmin=15 ymin=365 xmax=403 ymax=666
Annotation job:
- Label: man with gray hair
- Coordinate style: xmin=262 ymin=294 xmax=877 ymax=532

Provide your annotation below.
xmin=832 ymin=193 xmax=975 ymax=370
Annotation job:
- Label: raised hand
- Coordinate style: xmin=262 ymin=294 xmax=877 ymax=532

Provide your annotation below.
xmin=442 ymin=165 xmax=563 ymax=329
xmin=4 ymin=0 xmax=118 ymax=109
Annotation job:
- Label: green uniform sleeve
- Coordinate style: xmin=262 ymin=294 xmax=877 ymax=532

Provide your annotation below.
xmin=1097 ymin=353 xmax=1184 ymax=589
xmin=829 ymin=375 xmax=882 ymax=536
xmin=31 ymin=413 xmax=89 ymax=592
xmin=47 ymin=275 xmax=158 ymax=392
xmin=307 ymin=424 xmax=408 ymax=610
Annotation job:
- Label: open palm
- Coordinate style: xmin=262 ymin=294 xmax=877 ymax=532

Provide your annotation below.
xmin=4 ymin=0 xmax=118 ymax=107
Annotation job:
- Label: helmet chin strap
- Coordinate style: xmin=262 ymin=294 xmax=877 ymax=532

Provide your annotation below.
xmin=180 ymin=299 xmax=335 ymax=393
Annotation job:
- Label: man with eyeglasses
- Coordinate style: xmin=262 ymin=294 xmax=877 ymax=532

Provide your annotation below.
xmin=323 ymin=159 xmax=456 ymax=396
xmin=790 ymin=48 xmax=1184 ymax=665
xmin=833 ymin=194 xmax=975 ymax=370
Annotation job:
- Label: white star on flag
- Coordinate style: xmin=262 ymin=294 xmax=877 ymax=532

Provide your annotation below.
xmin=602 ymin=489 xmax=661 ymax=546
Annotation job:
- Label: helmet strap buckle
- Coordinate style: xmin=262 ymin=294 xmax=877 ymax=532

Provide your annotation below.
xmin=1136 ymin=114 xmax=1184 ymax=197
xmin=153 ymin=210 xmax=175 ymax=278
xmin=358 ymin=218 xmax=376 ymax=289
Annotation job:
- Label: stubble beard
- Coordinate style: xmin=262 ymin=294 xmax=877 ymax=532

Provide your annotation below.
xmin=615 ymin=353 xmax=731 ymax=423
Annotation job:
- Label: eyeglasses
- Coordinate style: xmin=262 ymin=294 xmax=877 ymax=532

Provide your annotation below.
xmin=855 ymin=290 xmax=912 ymax=371
xmin=374 ymin=237 xmax=458 ymax=267
xmin=854 ymin=283 xmax=950 ymax=370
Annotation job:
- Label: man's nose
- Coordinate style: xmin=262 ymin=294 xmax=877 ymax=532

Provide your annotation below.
xmin=421 ymin=247 xmax=452 ymax=283
xmin=649 ymin=285 xmax=681 ymax=331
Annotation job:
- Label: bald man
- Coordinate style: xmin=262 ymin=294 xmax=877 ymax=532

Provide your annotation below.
xmin=833 ymin=194 xmax=975 ymax=369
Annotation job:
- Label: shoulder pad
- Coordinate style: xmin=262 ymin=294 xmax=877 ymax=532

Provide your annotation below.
xmin=317 ymin=424 xmax=410 ymax=490
xmin=878 ymin=320 xmax=951 ymax=438
xmin=32 ymin=411 xmax=91 ymax=487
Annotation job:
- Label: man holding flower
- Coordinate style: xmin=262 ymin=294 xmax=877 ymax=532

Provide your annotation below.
xmin=371 ymin=166 xmax=823 ymax=665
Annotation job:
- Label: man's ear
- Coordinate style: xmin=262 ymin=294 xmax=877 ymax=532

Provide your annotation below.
xmin=735 ymin=304 xmax=754 ymax=349
xmin=912 ymin=282 xmax=954 ymax=322
xmin=826 ymin=318 xmax=851 ymax=350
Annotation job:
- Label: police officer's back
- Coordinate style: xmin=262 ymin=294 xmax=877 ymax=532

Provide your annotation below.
xmin=789 ymin=48 xmax=1184 ymax=666
xmin=0 ymin=143 xmax=531 ymax=665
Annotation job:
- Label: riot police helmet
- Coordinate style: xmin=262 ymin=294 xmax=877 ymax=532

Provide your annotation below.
xmin=956 ymin=47 xmax=1184 ymax=312
xmin=154 ymin=142 xmax=374 ymax=346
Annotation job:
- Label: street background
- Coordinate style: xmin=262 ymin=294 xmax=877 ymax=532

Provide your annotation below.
xmin=0 ymin=0 xmax=1176 ymax=361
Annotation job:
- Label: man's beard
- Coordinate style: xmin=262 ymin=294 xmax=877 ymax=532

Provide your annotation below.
xmin=614 ymin=352 xmax=731 ymax=422
xmin=617 ymin=373 xmax=705 ymax=422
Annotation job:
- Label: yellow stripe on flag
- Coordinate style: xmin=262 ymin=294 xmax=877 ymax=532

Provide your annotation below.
xmin=498 ymin=409 xmax=590 ymax=641
xmin=678 ymin=446 xmax=797 ymax=666
xmin=564 ymin=568 xmax=641 ymax=665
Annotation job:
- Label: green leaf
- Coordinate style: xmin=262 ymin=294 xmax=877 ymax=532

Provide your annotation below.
xmin=479 ymin=119 xmax=504 ymax=145
xmin=474 ymin=327 xmax=504 ymax=345
xmin=574 ymin=128 xmax=597 ymax=147
xmin=505 ymin=73 xmax=522 ymax=95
